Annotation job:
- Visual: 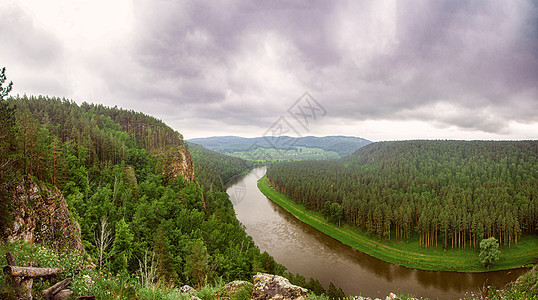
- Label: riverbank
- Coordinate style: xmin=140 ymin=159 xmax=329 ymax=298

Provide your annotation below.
xmin=258 ymin=175 xmax=538 ymax=272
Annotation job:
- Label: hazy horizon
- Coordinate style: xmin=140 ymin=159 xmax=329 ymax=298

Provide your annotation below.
xmin=187 ymin=134 xmax=536 ymax=143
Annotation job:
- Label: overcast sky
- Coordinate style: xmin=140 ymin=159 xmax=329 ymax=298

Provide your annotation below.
xmin=1 ymin=1 xmax=537 ymax=141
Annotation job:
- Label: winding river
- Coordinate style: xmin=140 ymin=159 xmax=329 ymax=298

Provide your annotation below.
xmin=226 ymin=167 xmax=527 ymax=300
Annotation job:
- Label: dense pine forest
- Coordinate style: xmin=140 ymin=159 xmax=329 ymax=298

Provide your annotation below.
xmin=266 ymin=141 xmax=538 ymax=250
xmin=188 ymin=142 xmax=252 ymax=191
xmin=0 ymin=95 xmax=294 ymax=290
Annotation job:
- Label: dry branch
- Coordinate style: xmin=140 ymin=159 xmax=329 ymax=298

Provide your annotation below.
xmin=3 ymin=266 xmax=62 ymax=278
xmin=42 ymin=277 xmax=71 ymax=298
xmin=5 ymin=251 xmax=17 ymax=266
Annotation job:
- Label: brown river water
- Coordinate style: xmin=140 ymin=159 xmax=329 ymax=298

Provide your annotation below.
xmin=225 ymin=167 xmax=527 ymax=300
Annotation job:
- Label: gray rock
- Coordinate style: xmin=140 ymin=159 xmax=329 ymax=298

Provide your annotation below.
xmin=223 ymin=280 xmax=252 ymax=297
xmin=252 ymin=273 xmax=308 ymax=300
xmin=179 ymin=285 xmax=196 ymax=294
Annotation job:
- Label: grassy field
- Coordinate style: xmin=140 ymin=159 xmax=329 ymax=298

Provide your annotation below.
xmin=258 ymin=175 xmax=538 ymax=272
xmin=230 ymin=146 xmax=340 ymax=162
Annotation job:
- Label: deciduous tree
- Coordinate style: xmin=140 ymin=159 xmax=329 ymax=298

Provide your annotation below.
xmin=479 ymin=237 xmax=500 ymax=269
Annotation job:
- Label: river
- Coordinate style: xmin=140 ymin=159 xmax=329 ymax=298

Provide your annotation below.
xmin=225 ymin=167 xmax=527 ymax=300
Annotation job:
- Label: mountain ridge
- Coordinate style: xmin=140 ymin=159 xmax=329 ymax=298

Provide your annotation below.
xmin=188 ymin=135 xmax=371 ymax=157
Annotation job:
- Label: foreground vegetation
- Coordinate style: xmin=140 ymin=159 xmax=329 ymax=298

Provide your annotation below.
xmin=2 ymin=241 xmax=537 ymax=299
xmin=259 ymin=175 xmax=538 ymax=272
xmin=0 ymin=241 xmax=341 ymax=299
xmin=0 ymin=240 xmax=253 ymax=300
xmin=476 ymin=264 xmax=538 ymax=299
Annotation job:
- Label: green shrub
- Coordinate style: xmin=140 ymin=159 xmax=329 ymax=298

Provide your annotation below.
xmin=71 ymin=270 xmax=137 ymax=299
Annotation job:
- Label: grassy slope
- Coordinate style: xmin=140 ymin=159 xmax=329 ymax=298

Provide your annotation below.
xmin=258 ymin=175 xmax=538 ymax=272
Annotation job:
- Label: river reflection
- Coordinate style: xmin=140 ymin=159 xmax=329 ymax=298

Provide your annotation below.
xmin=226 ymin=167 xmax=527 ymax=300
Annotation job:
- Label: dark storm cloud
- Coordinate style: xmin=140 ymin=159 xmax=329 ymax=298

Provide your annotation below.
xmin=120 ymin=0 xmax=537 ymax=135
xmin=1 ymin=0 xmax=536 ymax=138
xmin=315 ymin=0 xmax=538 ymax=133
xmin=117 ymin=1 xmax=348 ymax=125
xmin=397 ymin=1 xmax=538 ymax=101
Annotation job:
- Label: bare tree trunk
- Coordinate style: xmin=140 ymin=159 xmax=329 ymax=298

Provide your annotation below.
xmin=42 ymin=278 xmax=71 ymax=298
xmin=94 ymin=215 xmax=113 ymax=269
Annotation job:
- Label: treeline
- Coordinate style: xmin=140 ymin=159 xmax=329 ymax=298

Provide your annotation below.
xmin=266 ymin=141 xmax=538 ymax=250
xmin=1 ymin=95 xmax=184 ymax=187
xmin=188 ymin=142 xmax=252 ymax=191
xmin=0 ymin=96 xmax=290 ymax=287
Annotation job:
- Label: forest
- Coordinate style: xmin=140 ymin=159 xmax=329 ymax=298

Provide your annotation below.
xmin=0 ymin=95 xmax=326 ymax=292
xmin=266 ymin=140 xmax=538 ymax=250
xmin=188 ymin=142 xmax=253 ymax=191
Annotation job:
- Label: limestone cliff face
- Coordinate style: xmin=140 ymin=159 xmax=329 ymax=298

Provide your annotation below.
xmin=4 ymin=178 xmax=84 ymax=254
xmin=159 ymin=145 xmax=195 ymax=183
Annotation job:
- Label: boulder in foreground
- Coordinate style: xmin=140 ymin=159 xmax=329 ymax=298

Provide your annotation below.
xmin=252 ymin=273 xmax=308 ymax=300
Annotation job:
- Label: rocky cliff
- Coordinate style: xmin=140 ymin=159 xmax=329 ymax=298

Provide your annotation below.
xmin=3 ymin=178 xmax=84 ymax=254
xmin=159 ymin=145 xmax=195 ymax=183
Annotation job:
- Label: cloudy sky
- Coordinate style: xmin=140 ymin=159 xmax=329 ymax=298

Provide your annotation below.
xmin=1 ymin=0 xmax=537 ymax=141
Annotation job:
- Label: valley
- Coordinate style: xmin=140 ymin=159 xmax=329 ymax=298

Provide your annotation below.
xmin=188 ymin=136 xmax=371 ymax=162
xmin=1 ymin=96 xmax=536 ymax=299
xmin=228 ymin=167 xmax=528 ymax=299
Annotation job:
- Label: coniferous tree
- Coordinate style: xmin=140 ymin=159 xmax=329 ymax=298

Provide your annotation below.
xmin=184 ymin=239 xmax=210 ymax=289
xmin=327 ymin=282 xmax=346 ymax=300
xmin=0 ymin=67 xmax=12 ymax=99
xmin=0 ymin=67 xmax=15 ymax=234
xmin=267 ymin=140 xmax=538 ymax=250
xmin=306 ymin=277 xmax=325 ymax=296
xmin=153 ymin=227 xmax=178 ymax=284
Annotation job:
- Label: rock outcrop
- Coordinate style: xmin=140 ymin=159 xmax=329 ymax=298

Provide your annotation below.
xmin=178 ymin=285 xmax=201 ymax=300
xmin=252 ymin=273 xmax=308 ymax=300
xmin=224 ymin=280 xmax=251 ymax=294
xmin=3 ymin=178 xmax=84 ymax=254
xmin=159 ymin=145 xmax=195 ymax=182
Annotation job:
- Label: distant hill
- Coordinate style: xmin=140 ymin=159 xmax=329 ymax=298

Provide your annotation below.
xmin=188 ymin=135 xmax=371 ymax=156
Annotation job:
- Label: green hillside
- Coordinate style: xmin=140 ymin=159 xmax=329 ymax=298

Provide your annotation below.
xmin=0 ymin=95 xmax=290 ymax=297
xmin=188 ymin=142 xmax=252 ymax=191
